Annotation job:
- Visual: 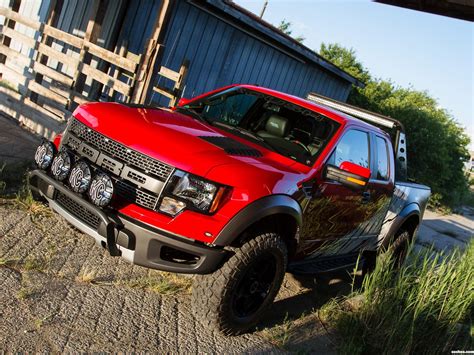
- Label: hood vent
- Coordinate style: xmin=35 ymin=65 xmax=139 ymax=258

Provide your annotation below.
xmin=199 ymin=136 xmax=263 ymax=158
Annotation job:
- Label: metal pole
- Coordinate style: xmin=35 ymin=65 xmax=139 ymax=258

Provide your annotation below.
xmin=259 ymin=0 xmax=268 ymax=18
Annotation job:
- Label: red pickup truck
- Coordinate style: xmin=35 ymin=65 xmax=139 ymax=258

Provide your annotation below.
xmin=29 ymin=84 xmax=430 ymax=335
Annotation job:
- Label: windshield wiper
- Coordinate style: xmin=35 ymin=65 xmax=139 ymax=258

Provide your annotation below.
xmin=212 ymin=122 xmax=280 ymax=153
xmin=176 ymin=106 xmax=209 ymax=124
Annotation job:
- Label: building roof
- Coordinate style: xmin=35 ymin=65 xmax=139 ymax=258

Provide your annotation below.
xmin=376 ymin=0 xmax=474 ymax=22
xmin=197 ymin=0 xmax=365 ymax=88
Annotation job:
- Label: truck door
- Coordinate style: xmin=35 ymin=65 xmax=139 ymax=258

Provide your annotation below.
xmin=363 ymin=133 xmax=395 ymax=250
xmin=298 ymin=128 xmax=379 ymax=258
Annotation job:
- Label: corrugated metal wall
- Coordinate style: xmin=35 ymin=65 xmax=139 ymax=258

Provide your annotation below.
xmin=1 ymin=0 xmax=353 ymax=105
xmin=148 ymin=1 xmax=352 ymax=106
xmin=115 ymin=0 xmax=162 ymax=55
xmin=50 ymin=0 xmax=124 ymax=78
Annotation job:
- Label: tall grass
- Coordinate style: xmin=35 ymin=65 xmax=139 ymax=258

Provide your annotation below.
xmin=321 ymin=241 xmax=474 ymax=354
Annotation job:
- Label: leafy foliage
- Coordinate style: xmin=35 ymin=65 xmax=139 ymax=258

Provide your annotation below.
xmin=319 ymin=43 xmax=471 ymax=207
xmin=276 ymin=19 xmax=305 ymax=43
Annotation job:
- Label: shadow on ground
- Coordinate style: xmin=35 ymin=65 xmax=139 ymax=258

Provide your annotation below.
xmin=254 ymin=268 xmax=363 ymax=353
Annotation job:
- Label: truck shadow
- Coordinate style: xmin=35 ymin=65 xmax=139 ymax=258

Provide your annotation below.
xmin=260 ymin=268 xmax=362 ymax=329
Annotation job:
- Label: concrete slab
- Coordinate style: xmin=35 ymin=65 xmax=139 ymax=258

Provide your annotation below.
xmin=416 ymin=209 xmax=473 ymax=254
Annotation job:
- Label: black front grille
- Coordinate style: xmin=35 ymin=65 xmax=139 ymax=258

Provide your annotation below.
xmin=56 ymin=191 xmax=101 ymax=229
xmin=69 ymin=118 xmax=174 ymax=181
xmin=115 ymin=180 xmax=158 ymax=210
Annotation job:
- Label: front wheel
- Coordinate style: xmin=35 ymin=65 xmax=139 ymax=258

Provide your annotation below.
xmin=192 ymin=232 xmax=287 ymax=336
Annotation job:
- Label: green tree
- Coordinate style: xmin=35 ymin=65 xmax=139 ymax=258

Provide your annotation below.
xmin=319 ymin=43 xmax=371 ymax=84
xmin=319 ymin=43 xmax=471 ymax=207
xmin=277 ymin=19 xmax=305 ymax=43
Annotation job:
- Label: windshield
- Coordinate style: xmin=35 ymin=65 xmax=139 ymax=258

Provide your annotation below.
xmin=181 ymin=87 xmax=340 ymax=166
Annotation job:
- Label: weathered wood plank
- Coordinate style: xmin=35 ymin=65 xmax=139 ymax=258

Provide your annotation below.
xmin=153 ymin=85 xmax=175 ymax=100
xmin=32 ymin=61 xmax=74 ymax=87
xmin=45 ymin=82 xmax=89 ymax=106
xmin=131 ymin=0 xmax=172 ymax=103
xmin=0 ymin=7 xmax=41 ymax=31
xmin=27 ymin=80 xmax=68 ymax=106
xmin=0 ymin=86 xmax=67 ymax=138
xmin=37 ymin=42 xmax=79 ymax=67
xmin=86 ymin=41 xmax=138 ymax=72
xmin=81 ymin=63 xmax=131 ymax=96
xmin=43 ymin=24 xmax=83 ymax=48
xmin=2 ymin=26 xmax=36 ymax=49
xmin=126 ymin=51 xmax=140 ymax=64
xmin=158 ymin=66 xmax=180 ymax=82
xmin=0 ymin=62 xmax=28 ymax=86
xmin=0 ymin=43 xmax=30 ymax=63
xmin=0 ymin=43 xmax=74 ymax=87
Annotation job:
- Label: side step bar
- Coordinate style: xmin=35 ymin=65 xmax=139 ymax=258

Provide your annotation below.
xmin=288 ymin=253 xmax=363 ymax=275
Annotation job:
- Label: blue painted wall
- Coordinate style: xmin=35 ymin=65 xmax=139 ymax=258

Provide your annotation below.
xmin=116 ymin=0 xmax=163 ymax=54
xmin=146 ymin=1 xmax=352 ymax=106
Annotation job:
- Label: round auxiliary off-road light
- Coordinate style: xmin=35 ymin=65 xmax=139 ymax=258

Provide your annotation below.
xmin=88 ymin=172 xmax=114 ymax=207
xmin=34 ymin=141 xmax=56 ymax=170
xmin=51 ymin=149 xmax=72 ymax=181
xmin=68 ymin=160 xmax=92 ymax=193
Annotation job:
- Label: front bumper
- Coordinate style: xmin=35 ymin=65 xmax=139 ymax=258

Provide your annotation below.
xmin=28 ymin=170 xmax=228 ymax=274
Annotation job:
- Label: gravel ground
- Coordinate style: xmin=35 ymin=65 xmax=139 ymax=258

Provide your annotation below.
xmin=0 ymin=202 xmax=286 ymax=353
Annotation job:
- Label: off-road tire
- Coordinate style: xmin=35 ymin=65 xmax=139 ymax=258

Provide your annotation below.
xmin=192 ymin=232 xmax=287 ymax=336
xmin=389 ymin=229 xmax=411 ymax=268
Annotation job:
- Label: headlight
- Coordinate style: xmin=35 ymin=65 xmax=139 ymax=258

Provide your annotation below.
xmin=159 ymin=170 xmax=227 ymax=216
xmin=34 ymin=141 xmax=56 ymax=170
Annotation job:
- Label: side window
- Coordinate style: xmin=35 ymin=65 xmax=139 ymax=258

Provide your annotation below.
xmin=376 ymin=136 xmax=390 ymax=180
xmin=329 ymin=130 xmax=369 ymax=168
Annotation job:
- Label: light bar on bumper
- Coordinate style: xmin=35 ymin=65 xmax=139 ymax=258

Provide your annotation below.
xmin=159 ymin=170 xmax=228 ymax=216
xmin=34 ymin=140 xmax=56 ymax=170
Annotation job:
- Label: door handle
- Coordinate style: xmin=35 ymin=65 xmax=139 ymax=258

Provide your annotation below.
xmin=361 ymin=191 xmax=371 ymax=204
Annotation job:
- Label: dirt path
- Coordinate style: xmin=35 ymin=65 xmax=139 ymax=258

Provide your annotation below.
xmin=416 ymin=208 xmax=473 ymax=254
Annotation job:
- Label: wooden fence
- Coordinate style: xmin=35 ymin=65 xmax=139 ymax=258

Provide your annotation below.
xmin=153 ymin=60 xmax=189 ymax=107
xmin=0 ymin=6 xmax=142 ymax=135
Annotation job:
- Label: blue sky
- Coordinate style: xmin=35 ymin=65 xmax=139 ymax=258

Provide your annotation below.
xmin=235 ymin=0 xmax=473 ymax=148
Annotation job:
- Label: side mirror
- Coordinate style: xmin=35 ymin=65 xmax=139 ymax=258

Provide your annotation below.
xmin=324 ymin=161 xmax=371 ymax=189
xmin=177 ymin=97 xmax=192 ymax=107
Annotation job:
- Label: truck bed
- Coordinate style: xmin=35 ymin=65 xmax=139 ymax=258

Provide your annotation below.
xmin=377 ymin=181 xmax=431 ymax=246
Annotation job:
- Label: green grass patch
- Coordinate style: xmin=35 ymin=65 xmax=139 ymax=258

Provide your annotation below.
xmin=0 ymin=257 xmax=19 ymax=267
xmin=23 ymin=256 xmax=49 ymax=272
xmin=121 ymin=272 xmax=192 ymax=295
xmin=0 ymin=161 xmax=52 ymax=217
xmin=320 ymin=242 xmax=474 ymax=354
xmin=261 ymin=313 xmax=296 ymax=349
xmin=17 ymin=287 xmax=34 ymax=300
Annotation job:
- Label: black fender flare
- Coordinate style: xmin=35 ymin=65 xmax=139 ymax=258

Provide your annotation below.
xmin=213 ymin=194 xmax=302 ymax=246
xmin=380 ymin=202 xmax=421 ymax=250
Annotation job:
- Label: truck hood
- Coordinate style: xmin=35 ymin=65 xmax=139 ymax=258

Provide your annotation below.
xmin=72 ymin=103 xmax=308 ymax=183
